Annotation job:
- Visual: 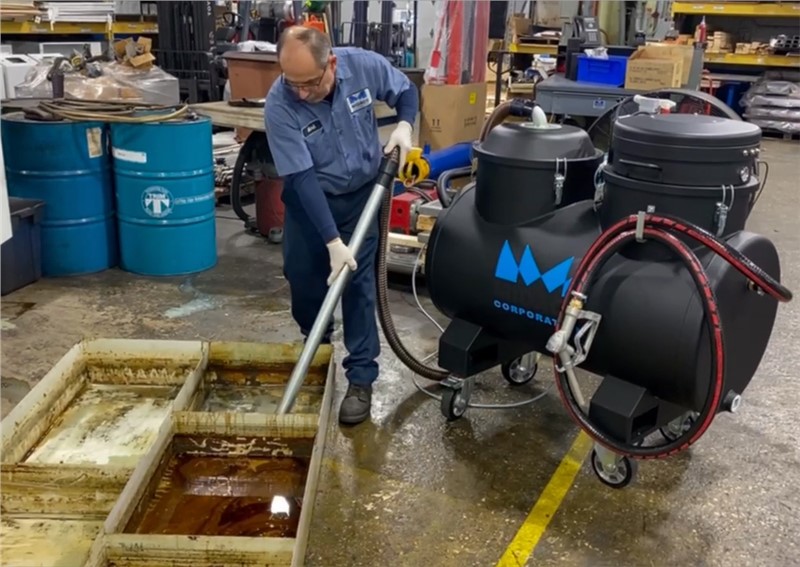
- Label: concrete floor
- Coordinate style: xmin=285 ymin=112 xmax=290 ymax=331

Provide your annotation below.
xmin=2 ymin=138 xmax=799 ymax=567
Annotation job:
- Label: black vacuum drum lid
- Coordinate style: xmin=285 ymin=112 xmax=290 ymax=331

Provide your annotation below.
xmin=613 ymin=113 xmax=762 ymax=148
xmin=476 ymin=122 xmax=598 ymax=164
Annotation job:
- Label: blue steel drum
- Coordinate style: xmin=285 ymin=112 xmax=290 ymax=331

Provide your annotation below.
xmin=1 ymin=114 xmax=118 ymax=277
xmin=110 ymin=117 xmax=217 ymax=276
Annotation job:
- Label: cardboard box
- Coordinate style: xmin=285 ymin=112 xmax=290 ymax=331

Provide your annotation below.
xmin=222 ymin=51 xmax=282 ymax=140
xmin=419 ymin=82 xmax=487 ymax=150
xmin=510 ymin=15 xmax=533 ymax=44
xmin=112 ymin=36 xmax=155 ymax=68
xmin=712 ymin=31 xmax=733 ymax=45
xmin=624 ymin=44 xmax=685 ymax=91
xmin=735 ymin=41 xmax=766 ymax=55
xmin=644 ymin=43 xmax=695 ymax=84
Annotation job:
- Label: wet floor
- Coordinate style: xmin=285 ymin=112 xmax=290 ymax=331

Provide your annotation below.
xmin=1 ymin=138 xmax=798 ymax=567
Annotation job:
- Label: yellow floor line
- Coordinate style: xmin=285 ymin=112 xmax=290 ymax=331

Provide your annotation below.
xmin=495 ymin=431 xmax=594 ymax=567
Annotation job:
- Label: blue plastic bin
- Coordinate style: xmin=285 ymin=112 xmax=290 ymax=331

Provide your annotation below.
xmin=576 ymin=55 xmax=629 ymax=87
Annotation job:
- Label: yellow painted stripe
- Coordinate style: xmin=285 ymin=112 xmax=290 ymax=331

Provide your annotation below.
xmin=496 ymin=431 xmax=594 ymax=567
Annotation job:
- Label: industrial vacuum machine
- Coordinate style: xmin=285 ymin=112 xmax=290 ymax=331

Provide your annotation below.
xmin=279 ymin=97 xmax=792 ymax=488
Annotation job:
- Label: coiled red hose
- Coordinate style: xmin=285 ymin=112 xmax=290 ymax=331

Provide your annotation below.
xmin=592 ymin=213 xmax=791 ymax=303
xmin=554 ymin=212 xmax=792 ymax=460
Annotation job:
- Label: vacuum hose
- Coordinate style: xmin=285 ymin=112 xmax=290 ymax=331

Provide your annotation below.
xmin=377 ymin=99 xmax=546 ymax=382
xmin=479 ymin=98 xmax=541 ymax=142
xmin=276 ymin=147 xmax=448 ymax=413
xmin=479 ymin=100 xmax=513 ymax=142
xmin=555 ymin=212 xmax=792 ymax=459
xmin=436 ymin=165 xmax=472 ymax=208
xmin=377 ymin=150 xmax=451 ymax=382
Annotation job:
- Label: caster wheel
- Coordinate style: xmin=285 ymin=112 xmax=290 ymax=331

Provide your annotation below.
xmin=268 ymin=228 xmax=283 ymax=244
xmin=441 ymin=388 xmax=469 ymax=421
xmin=501 ymin=357 xmax=538 ymax=386
xmin=660 ymin=411 xmax=699 ymax=442
xmin=591 ymin=449 xmax=637 ymax=489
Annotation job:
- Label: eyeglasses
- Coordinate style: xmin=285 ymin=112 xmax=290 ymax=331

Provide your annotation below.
xmin=282 ymin=61 xmax=329 ymax=92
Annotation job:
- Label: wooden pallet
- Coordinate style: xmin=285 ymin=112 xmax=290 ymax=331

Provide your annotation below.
xmin=0 ymin=338 xmax=334 ymax=567
xmin=416 ymin=214 xmax=436 ymax=234
xmin=387 ymin=232 xmax=425 ymax=250
xmin=762 ymin=129 xmax=800 ymax=142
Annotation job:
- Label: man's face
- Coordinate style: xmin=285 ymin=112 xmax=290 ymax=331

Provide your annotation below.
xmin=281 ymin=48 xmax=336 ymax=103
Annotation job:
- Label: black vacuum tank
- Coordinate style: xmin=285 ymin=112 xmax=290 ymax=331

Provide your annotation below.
xmin=472 ymin=121 xmax=604 ymax=224
xmin=426 ymin=113 xmax=781 ymax=422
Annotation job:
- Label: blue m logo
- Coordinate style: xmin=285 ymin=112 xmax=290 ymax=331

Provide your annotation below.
xmin=494 ymin=240 xmax=574 ymax=297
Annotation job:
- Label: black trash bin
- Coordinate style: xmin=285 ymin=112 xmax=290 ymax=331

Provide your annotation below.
xmin=1 ymin=197 xmax=45 ymax=296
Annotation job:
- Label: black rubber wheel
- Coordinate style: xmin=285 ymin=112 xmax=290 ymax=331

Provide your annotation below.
xmin=441 ymin=388 xmax=468 ymax=421
xmin=591 ymin=449 xmax=637 ymax=489
xmin=501 ymin=357 xmax=538 ymax=386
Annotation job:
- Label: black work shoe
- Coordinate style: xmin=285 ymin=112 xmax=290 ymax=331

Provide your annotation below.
xmin=338 ymin=384 xmax=372 ymax=425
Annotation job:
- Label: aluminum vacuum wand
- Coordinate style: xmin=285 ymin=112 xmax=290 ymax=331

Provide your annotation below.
xmin=276 ymin=148 xmax=401 ymax=414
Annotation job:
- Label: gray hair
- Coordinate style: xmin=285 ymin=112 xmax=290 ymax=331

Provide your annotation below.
xmin=277 ymin=27 xmax=332 ymax=68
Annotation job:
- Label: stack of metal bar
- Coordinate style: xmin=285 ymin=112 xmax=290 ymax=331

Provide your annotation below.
xmin=155 ymin=0 xmax=222 ymax=103
xmin=37 ymin=1 xmax=115 ymax=22
xmin=0 ymin=1 xmax=43 ymax=20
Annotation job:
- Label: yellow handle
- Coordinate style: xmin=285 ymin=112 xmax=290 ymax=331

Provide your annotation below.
xmin=398 ymin=146 xmax=430 ymax=186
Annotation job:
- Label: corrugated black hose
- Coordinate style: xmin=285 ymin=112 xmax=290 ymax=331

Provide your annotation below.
xmin=436 ymin=166 xmax=473 ymax=208
xmin=376 ymin=148 xmax=451 ymax=382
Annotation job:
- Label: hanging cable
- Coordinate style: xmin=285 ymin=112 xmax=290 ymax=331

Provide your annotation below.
xmin=27 ymin=99 xmax=191 ymax=123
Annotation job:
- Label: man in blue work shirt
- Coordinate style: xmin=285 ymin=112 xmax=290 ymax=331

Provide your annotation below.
xmin=265 ymin=27 xmax=419 ymax=425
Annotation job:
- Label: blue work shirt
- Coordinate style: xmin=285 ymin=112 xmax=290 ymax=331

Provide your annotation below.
xmin=264 ymin=47 xmax=412 ymax=196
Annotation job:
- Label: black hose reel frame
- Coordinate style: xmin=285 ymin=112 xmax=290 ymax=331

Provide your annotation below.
xmin=230 ymin=131 xmax=275 ymax=233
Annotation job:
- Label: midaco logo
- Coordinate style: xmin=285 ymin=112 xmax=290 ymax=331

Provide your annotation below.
xmin=494 ymin=240 xmax=574 ymax=296
xmin=492 ymin=240 xmax=575 ymax=327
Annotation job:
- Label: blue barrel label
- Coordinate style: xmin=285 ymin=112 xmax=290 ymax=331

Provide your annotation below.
xmin=86 ymin=128 xmax=103 ymax=158
xmin=141 ymin=186 xmax=216 ymax=218
xmin=113 ymin=147 xmax=148 ymax=164
xmin=142 ymin=186 xmax=174 ymax=218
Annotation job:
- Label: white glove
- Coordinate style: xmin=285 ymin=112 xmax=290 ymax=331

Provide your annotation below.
xmin=326 ymin=237 xmax=357 ymax=285
xmin=384 ymin=120 xmax=413 ymax=171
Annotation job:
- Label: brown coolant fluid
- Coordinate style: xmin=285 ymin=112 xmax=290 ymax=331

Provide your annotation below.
xmin=130 ymin=454 xmax=309 ymax=537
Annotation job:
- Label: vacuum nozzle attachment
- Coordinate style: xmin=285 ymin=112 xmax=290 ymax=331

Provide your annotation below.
xmin=378 ymin=146 xmax=401 ymax=188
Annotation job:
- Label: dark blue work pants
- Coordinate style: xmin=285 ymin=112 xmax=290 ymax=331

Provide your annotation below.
xmin=282 ymin=181 xmax=380 ymax=387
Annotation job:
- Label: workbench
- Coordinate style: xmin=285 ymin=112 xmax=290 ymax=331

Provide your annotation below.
xmin=189 ymin=100 xmax=420 ymax=274
xmin=189 ymin=99 xmax=399 ymax=132
xmin=535 ymin=44 xmax=705 ymax=119
xmin=534 ymin=74 xmax=639 ymax=118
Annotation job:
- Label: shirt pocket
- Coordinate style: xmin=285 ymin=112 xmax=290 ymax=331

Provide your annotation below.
xmin=351 ymin=106 xmax=378 ymax=161
xmin=306 ymin=128 xmax=336 ymax=170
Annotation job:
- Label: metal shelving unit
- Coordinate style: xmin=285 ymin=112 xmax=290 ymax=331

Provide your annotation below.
xmin=703 ymin=52 xmax=799 ymax=67
xmin=672 ymin=2 xmax=800 ymax=18
xmin=509 ymin=42 xmax=558 ymax=55
xmin=672 ymin=1 xmax=800 ymax=68
xmin=0 ymin=20 xmax=157 ymax=38
xmin=672 ymin=2 xmax=800 ymax=17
